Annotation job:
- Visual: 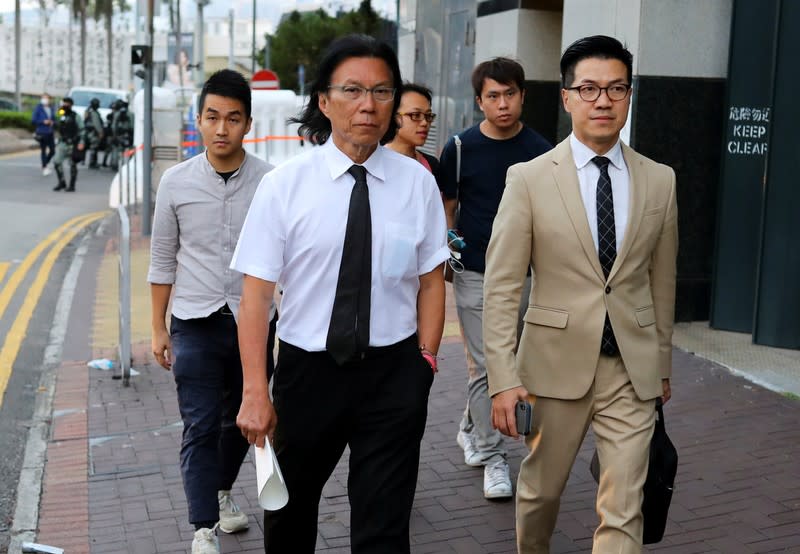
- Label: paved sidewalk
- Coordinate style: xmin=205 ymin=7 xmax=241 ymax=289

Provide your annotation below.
xmin=22 ymin=217 xmax=800 ymax=553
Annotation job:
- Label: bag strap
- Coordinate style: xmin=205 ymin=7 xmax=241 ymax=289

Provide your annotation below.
xmin=454 ymin=134 xmax=462 ymax=186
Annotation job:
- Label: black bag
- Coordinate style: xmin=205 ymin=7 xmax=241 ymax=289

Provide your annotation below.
xmin=589 ymin=399 xmax=678 ymax=544
xmin=71 ymin=143 xmax=86 ymax=163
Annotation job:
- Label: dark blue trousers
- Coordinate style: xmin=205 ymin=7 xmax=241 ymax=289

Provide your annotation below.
xmin=170 ymin=309 xmax=266 ymax=525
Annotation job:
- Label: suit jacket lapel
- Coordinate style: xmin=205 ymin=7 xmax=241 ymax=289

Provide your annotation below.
xmin=551 ymin=139 xmax=605 ymax=281
xmin=609 ymin=143 xmax=647 ymax=282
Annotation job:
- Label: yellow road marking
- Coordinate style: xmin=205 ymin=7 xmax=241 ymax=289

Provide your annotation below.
xmin=0 ymin=262 xmax=9 ymax=285
xmin=0 ymin=150 xmax=37 ymax=160
xmin=0 ymin=212 xmax=107 ymax=408
xmin=0 ymin=213 xmax=101 ymax=321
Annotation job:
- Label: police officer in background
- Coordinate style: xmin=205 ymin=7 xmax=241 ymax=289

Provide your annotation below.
xmin=52 ymin=97 xmax=85 ymax=192
xmin=110 ymin=100 xmax=134 ymax=170
xmin=101 ymin=102 xmax=118 ymax=168
xmin=84 ymin=97 xmax=105 ymax=169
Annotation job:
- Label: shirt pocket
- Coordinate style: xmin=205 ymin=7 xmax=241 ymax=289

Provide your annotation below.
xmin=382 ymin=222 xmax=417 ymax=281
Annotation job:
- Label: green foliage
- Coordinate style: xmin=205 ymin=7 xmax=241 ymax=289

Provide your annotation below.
xmin=0 ymin=111 xmax=34 ymax=131
xmin=263 ymin=0 xmax=394 ymax=94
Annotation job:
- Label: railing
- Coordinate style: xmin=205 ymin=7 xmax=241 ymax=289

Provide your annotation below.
xmin=117 ymin=146 xmax=140 ymax=210
xmin=117 ymin=205 xmax=131 ymax=386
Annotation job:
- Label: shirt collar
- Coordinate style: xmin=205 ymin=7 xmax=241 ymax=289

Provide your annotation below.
xmin=321 ymin=138 xmax=386 ymax=183
xmin=570 ymin=133 xmax=624 ymax=171
xmin=200 ymin=149 xmax=248 ymax=179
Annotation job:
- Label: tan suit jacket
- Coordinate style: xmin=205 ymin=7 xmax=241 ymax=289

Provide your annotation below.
xmin=484 ymin=138 xmax=678 ymax=401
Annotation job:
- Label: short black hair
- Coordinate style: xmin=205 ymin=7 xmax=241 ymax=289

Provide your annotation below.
xmin=560 ymin=35 xmax=633 ymax=88
xmin=471 ymin=57 xmax=525 ymax=98
xmin=290 ymin=34 xmax=402 ymax=145
xmin=401 ymin=82 xmax=432 ymax=104
xmin=198 ymin=69 xmax=252 ymax=119
xmin=62 ymin=97 xmax=73 ymax=104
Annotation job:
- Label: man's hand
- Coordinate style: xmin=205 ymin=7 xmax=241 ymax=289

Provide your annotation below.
xmin=151 ymin=328 xmax=171 ymax=370
xmin=661 ymin=378 xmax=671 ymax=404
xmin=77 ymin=143 xmax=85 ymax=151
xmin=491 ymin=385 xmax=530 ymax=439
xmin=237 ymin=392 xmax=277 ymax=448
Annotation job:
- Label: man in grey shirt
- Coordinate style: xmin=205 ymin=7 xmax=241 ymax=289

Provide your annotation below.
xmin=148 ymin=70 xmax=274 ymax=554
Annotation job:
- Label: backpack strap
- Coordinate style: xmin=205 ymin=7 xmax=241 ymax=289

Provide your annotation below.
xmin=454 ymin=134 xmax=462 ymax=186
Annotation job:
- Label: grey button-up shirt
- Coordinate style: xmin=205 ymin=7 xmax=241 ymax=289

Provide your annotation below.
xmin=148 ymin=150 xmax=274 ymax=321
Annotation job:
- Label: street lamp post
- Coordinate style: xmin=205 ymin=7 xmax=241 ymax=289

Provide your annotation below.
xmin=251 ymin=0 xmax=256 ymax=75
xmin=143 ymin=0 xmax=154 ymax=236
xmin=196 ymin=0 xmax=210 ymax=88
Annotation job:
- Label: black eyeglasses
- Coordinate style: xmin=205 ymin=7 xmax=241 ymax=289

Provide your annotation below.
xmin=397 ymin=111 xmax=437 ymax=123
xmin=327 ymin=85 xmax=396 ymax=102
xmin=566 ymin=83 xmax=631 ymax=102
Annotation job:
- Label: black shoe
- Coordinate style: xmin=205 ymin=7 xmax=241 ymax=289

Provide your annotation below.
xmin=66 ymin=186 xmax=75 ymax=192
xmin=88 ymin=164 xmax=100 ymax=170
xmin=53 ymin=183 xmax=66 ymax=191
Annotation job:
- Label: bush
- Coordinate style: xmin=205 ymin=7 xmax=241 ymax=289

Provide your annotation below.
xmin=0 ymin=111 xmax=34 ymax=130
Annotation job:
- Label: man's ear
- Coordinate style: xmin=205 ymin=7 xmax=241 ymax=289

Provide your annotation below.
xmin=244 ymin=116 xmax=253 ymax=136
xmin=475 ymin=95 xmax=485 ymax=114
xmin=560 ymin=88 xmax=571 ymax=113
xmin=318 ymin=93 xmax=329 ymax=118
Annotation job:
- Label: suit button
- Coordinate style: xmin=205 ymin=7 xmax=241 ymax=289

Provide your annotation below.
xmin=605 ymin=286 xmax=611 ymax=294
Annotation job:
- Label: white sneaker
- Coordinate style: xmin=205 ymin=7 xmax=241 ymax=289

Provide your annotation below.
xmin=192 ymin=527 xmax=219 ymax=554
xmin=457 ymin=430 xmax=483 ymax=467
xmin=42 ymin=165 xmax=52 ymax=176
xmin=217 ymin=490 xmax=249 ymax=533
xmin=483 ymin=460 xmax=513 ymax=499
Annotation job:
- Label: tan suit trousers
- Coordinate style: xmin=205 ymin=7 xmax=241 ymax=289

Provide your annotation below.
xmin=516 ymin=355 xmax=656 ymax=554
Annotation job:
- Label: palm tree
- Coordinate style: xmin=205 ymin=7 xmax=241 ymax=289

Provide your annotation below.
xmin=91 ymin=0 xmax=129 ymax=88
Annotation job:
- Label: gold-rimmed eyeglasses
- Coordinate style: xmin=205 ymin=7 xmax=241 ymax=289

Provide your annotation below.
xmin=397 ymin=111 xmax=437 ymax=123
xmin=565 ymin=83 xmax=631 ymax=102
xmin=327 ymin=85 xmax=396 ymax=102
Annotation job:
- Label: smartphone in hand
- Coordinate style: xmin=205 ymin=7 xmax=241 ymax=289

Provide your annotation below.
xmin=515 ymin=400 xmax=533 ymax=436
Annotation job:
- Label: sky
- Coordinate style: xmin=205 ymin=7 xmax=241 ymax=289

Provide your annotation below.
xmin=0 ymin=0 xmax=398 ymax=27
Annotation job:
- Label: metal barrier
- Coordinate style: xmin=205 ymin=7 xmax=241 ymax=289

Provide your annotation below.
xmin=117 ymin=147 xmax=139 ymax=210
xmin=117 ymin=205 xmax=132 ymax=386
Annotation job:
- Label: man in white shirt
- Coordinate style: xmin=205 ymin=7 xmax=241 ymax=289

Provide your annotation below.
xmin=148 ymin=69 xmax=274 ymax=554
xmin=232 ymin=35 xmax=449 ymax=553
xmin=483 ymin=36 xmax=678 ymax=553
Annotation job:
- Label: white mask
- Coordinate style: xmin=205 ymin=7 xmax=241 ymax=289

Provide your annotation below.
xmin=41 ymin=97 xmax=50 ymax=106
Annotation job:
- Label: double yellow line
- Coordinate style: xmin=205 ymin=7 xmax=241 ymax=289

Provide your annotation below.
xmin=0 ymin=211 xmax=107 ymax=409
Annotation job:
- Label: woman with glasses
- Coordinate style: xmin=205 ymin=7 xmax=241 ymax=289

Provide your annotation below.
xmin=385 ymin=82 xmax=441 ymax=188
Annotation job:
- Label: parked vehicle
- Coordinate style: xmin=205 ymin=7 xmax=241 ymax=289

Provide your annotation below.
xmin=0 ymin=97 xmax=20 ymax=111
xmin=67 ymin=86 xmax=128 ymax=119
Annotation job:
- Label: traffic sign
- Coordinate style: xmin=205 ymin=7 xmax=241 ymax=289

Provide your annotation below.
xmin=251 ymin=69 xmax=280 ymax=90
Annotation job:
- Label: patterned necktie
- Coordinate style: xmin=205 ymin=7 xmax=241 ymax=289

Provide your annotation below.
xmin=326 ymin=165 xmax=372 ymax=365
xmin=592 ymin=156 xmax=619 ymax=356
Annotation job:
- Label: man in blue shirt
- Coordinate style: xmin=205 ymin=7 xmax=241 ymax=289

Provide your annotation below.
xmin=440 ymin=57 xmax=551 ymax=499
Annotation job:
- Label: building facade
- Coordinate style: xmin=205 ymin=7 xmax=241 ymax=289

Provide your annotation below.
xmin=399 ymin=0 xmax=799 ymax=349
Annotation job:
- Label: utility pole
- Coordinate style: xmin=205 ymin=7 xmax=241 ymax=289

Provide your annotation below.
xmin=143 ymin=0 xmax=154 ymax=236
xmin=14 ymin=0 xmax=20 ymax=109
xmin=228 ymin=9 xmax=235 ymax=70
xmin=196 ymin=0 xmax=210 ymax=87
xmin=251 ymin=0 xmax=256 ymax=75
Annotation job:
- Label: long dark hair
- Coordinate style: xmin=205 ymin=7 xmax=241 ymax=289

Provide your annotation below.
xmin=290 ymin=34 xmax=402 ymax=145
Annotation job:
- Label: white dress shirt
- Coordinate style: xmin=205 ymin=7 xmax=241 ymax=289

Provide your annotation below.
xmin=147 ymin=151 xmax=274 ymax=321
xmin=570 ymin=133 xmax=630 ymax=254
xmin=231 ymin=139 xmax=449 ymax=351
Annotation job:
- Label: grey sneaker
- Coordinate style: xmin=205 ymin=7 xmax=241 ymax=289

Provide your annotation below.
xmin=483 ymin=460 xmax=513 ymax=499
xmin=218 ymin=490 xmax=249 ymax=533
xmin=457 ymin=430 xmax=483 ymax=467
xmin=192 ymin=526 xmax=219 ymax=554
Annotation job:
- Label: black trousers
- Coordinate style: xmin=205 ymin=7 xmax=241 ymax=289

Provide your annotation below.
xmin=264 ymin=334 xmax=434 ymax=554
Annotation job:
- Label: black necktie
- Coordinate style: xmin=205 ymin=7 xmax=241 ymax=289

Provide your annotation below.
xmin=326 ymin=165 xmax=372 ymax=365
xmin=593 ymin=156 xmax=619 ymax=356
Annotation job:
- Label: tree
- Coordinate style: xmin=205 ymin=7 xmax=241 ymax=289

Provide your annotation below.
xmin=262 ymin=0 xmax=395 ymax=94
xmin=91 ymin=0 xmax=130 ymax=88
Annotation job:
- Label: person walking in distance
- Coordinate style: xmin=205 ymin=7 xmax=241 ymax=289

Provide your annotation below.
xmin=148 ymin=70 xmax=275 ymax=554
xmin=483 ymin=35 xmax=678 ymax=553
xmin=51 ymin=97 xmax=85 ymax=192
xmin=83 ymin=97 xmax=105 ymax=169
xmin=31 ymin=93 xmax=56 ymax=176
xmin=439 ymin=57 xmax=551 ymax=499
xmin=232 ymin=34 xmax=449 ymax=554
